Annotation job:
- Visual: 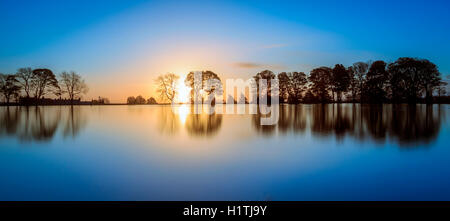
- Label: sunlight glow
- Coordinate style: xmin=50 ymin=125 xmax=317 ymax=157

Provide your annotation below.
xmin=176 ymin=74 xmax=191 ymax=104
xmin=177 ymin=104 xmax=189 ymax=125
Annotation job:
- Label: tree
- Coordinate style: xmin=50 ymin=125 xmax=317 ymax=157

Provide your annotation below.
xmin=53 ymin=86 xmax=64 ymax=100
xmin=302 ymin=89 xmax=317 ymax=103
xmin=253 ymin=70 xmax=275 ymax=102
xmin=147 ymin=97 xmax=157 ymax=104
xmin=59 ymin=71 xmax=88 ymax=101
xmin=308 ymin=67 xmax=332 ymax=103
xmin=277 ymin=72 xmax=290 ymax=103
xmin=417 ymin=59 xmax=441 ymax=103
xmin=156 ymin=73 xmax=179 ymax=103
xmin=278 ymin=72 xmax=307 ymax=104
xmin=437 ymin=81 xmax=447 ymax=97
xmin=387 ymin=57 xmax=441 ymax=103
xmin=127 ymin=96 xmax=136 ymax=104
xmin=92 ymin=97 xmax=110 ymax=104
xmin=351 ymin=62 xmax=369 ymax=102
xmin=332 ymin=64 xmax=351 ymax=102
xmin=16 ymin=67 xmax=35 ymax=98
xmin=32 ymin=69 xmax=59 ymax=99
xmin=0 ymin=74 xmax=21 ymax=104
xmin=347 ymin=66 xmax=357 ymax=102
xmin=185 ymin=71 xmax=221 ymax=102
xmin=290 ymin=72 xmax=308 ymax=103
xmin=135 ymin=95 xmax=146 ymax=104
xmin=362 ymin=60 xmax=389 ymax=103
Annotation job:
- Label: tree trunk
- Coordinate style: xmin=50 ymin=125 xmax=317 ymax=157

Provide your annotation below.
xmin=425 ymin=85 xmax=433 ymax=103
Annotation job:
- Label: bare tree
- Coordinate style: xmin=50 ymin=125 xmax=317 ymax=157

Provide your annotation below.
xmin=16 ymin=67 xmax=35 ymax=98
xmin=59 ymin=71 xmax=88 ymax=101
xmin=155 ymin=73 xmax=179 ymax=103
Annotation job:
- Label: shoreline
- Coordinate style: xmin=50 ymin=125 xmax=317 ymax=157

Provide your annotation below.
xmin=1 ymin=102 xmax=449 ymax=107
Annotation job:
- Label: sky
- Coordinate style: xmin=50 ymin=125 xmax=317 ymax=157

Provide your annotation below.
xmin=1 ymin=0 xmax=449 ymax=102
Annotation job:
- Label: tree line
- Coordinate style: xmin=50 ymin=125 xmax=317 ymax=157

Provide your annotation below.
xmin=0 ymin=67 xmax=89 ymax=104
xmin=127 ymin=95 xmax=158 ymax=104
xmin=258 ymin=57 xmax=447 ymax=103
xmin=154 ymin=57 xmax=448 ymax=104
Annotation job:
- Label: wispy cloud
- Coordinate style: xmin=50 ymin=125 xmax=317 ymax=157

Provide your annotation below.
xmin=233 ymin=62 xmax=285 ymax=70
xmin=234 ymin=62 xmax=263 ymax=68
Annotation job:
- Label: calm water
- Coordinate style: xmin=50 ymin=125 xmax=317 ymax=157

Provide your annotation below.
xmin=0 ymin=104 xmax=449 ymax=200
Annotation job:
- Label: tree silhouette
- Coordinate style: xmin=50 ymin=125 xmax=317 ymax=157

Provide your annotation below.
xmin=135 ymin=95 xmax=146 ymax=104
xmin=277 ymin=72 xmax=290 ymax=103
xmin=277 ymin=72 xmax=307 ymax=104
xmin=308 ymin=67 xmax=332 ymax=103
xmin=0 ymin=74 xmax=21 ymax=104
xmin=16 ymin=67 xmax=34 ymax=98
xmin=147 ymin=97 xmax=157 ymax=104
xmin=417 ymin=59 xmax=441 ymax=103
xmin=253 ymin=70 xmax=276 ymax=103
xmin=127 ymin=96 xmax=136 ymax=104
xmin=387 ymin=57 xmax=440 ymax=103
xmin=332 ymin=64 xmax=351 ymax=102
xmin=362 ymin=60 xmax=389 ymax=103
xmin=437 ymin=81 xmax=447 ymax=97
xmin=290 ymin=72 xmax=308 ymax=103
xmin=350 ymin=62 xmax=369 ymax=102
xmin=302 ymin=89 xmax=317 ymax=103
xmin=155 ymin=73 xmax=179 ymax=103
xmin=31 ymin=69 xmax=59 ymax=100
xmin=59 ymin=71 xmax=88 ymax=102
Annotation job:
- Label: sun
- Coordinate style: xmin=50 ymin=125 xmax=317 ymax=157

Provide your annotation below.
xmin=176 ymin=74 xmax=190 ymax=103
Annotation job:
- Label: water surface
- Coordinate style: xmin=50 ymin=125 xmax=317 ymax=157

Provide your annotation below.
xmin=0 ymin=104 xmax=449 ymax=200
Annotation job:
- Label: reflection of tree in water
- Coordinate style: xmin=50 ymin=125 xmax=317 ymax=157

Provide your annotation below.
xmin=185 ymin=110 xmax=222 ymax=137
xmin=310 ymin=104 xmax=335 ymax=137
xmin=388 ymin=105 xmax=442 ymax=145
xmin=253 ymin=104 xmax=445 ymax=147
xmin=157 ymin=105 xmax=223 ymax=137
xmin=63 ymin=106 xmax=87 ymax=138
xmin=0 ymin=106 xmax=87 ymax=142
xmin=361 ymin=104 xmax=388 ymax=141
xmin=27 ymin=106 xmax=61 ymax=141
xmin=292 ymin=105 xmax=307 ymax=132
xmin=255 ymin=105 xmax=308 ymax=135
xmin=0 ymin=106 xmax=21 ymax=135
xmin=252 ymin=113 xmax=276 ymax=136
xmin=157 ymin=106 xmax=180 ymax=135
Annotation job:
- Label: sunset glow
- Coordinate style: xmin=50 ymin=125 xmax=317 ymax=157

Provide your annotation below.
xmin=176 ymin=74 xmax=191 ymax=104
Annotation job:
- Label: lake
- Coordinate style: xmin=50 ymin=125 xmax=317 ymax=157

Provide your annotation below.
xmin=0 ymin=104 xmax=449 ymax=200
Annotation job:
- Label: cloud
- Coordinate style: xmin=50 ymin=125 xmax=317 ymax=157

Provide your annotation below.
xmin=234 ymin=62 xmax=264 ymax=68
xmin=233 ymin=62 xmax=286 ymax=70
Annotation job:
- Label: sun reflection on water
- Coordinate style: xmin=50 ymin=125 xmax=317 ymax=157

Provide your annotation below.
xmin=177 ymin=104 xmax=189 ymax=125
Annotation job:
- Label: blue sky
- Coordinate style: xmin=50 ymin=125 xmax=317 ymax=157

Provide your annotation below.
xmin=1 ymin=0 xmax=449 ymax=101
